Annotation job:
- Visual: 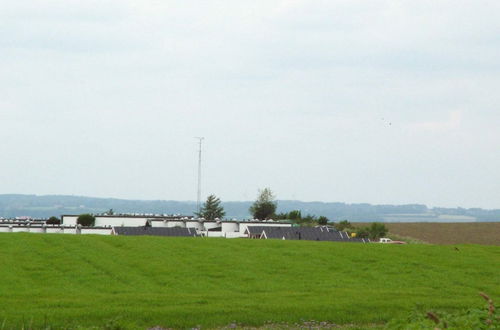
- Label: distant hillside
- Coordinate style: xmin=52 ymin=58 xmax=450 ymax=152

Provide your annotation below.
xmin=0 ymin=194 xmax=499 ymax=222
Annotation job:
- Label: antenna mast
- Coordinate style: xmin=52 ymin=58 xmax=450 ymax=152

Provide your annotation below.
xmin=195 ymin=137 xmax=204 ymax=214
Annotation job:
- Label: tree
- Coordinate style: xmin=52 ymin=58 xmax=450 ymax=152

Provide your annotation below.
xmin=77 ymin=214 xmax=95 ymax=227
xmin=317 ymin=216 xmax=328 ymax=225
xmin=288 ymin=210 xmax=302 ymax=221
xmin=367 ymin=222 xmax=388 ymax=239
xmin=46 ymin=216 xmax=61 ymax=225
xmin=273 ymin=212 xmax=288 ymax=220
xmin=300 ymin=214 xmax=317 ymax=225
xmin=249 ymin=188 xmax=277 ymax=220
xmin=196 ymin=195 xmax=225 ymax=220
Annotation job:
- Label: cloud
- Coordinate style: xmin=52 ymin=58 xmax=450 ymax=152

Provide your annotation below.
xmin=0 ymin=1 xmax=499 ymax=208
xmin=411 ymin=111 xmax=462 ymax=132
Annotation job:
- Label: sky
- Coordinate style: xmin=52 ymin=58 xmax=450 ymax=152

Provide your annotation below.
xmin=1 ymin=0 xmax=499 ymax=209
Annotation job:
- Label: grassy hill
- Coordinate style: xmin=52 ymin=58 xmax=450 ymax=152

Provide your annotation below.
xmin=0 ymin=234 xmax=498 ymax=329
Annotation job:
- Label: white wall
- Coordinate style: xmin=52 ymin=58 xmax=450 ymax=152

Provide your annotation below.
xmin=203 ymin=221 xmax=221 ymax=231
xmin=29 ymin=227 xmax=46 ymax=233
xmin=221 ymin=222 xmax=239 ymax=233
xmin=46 ymin=227 xmax=65 ymax=234
xmin=203 ymin=231 xmax=224 ymax=238
xmin=63 ymin=215 xmax=151 ymax=227
xmin=80 ymin=228 xmax=113 ymax=235
xmin=166 ymin=220 xmax=186 ymax=228
xmin=186 ymin=221 xmax=203 ymax=231
xmin=95 ymin=216 xmax=149 ymax=227
xmin=225 ymin=232 xmax=245 ymax=238
xmin=151 ymin=220 xmax=167 ymax=227
xmin=64 ymin=228 xmax=77 ymax=234
xmin=12 ymin=227 xmax=29 ymax=233
xmin=62 ymin=215 xmax=78 ymax=226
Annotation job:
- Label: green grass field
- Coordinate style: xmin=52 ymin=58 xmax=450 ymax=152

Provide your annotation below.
xmin=0 ymin=234 xmax=498 ymax=329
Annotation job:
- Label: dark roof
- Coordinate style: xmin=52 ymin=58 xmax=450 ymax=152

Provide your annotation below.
xmin=261 ymin=227 xmax=364 ymax=243
xmin=113 ymin=227 xmax=196 ymax=237
xmin=244 ymin=226 xmax=287 ymax=235
xmin=240 ymin=221 xmax=293 ymax=224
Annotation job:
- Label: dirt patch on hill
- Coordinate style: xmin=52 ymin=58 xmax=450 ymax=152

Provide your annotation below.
xmin=355 ymin=222 xmax=500 ymax=245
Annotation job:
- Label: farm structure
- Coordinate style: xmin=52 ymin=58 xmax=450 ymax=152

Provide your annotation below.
xmin=61 ymin=214 xmax=194 ymax=227
xmin=0 ymin=222 xmax=112 ymax=235
xmin=1 ymin=216 xmax=295 ymax=239
xmin=112 ymin=227 xmax=197 ymax=237
xmin=245 ymin=226 xmax=368 ymax=242
xmin=60 ymin=215 xmax=296 ymax=238
xmin=0 ymin=215 xmax=364 ymax=242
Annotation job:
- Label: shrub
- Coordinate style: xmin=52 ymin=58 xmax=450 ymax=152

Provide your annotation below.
xmin=46 ymin=216 xmax=61 ymax=225
xmin=385 ymin=292 xmax=498 ymax=329
xmin=355 ymin=227 xmax=370 ymax=238
xmin=334 ymin=220 xmax=353 ymax=231
xmin=354 ymin=222 xmax=388 ymax=240
xmin=77 ymin=214 xmax=95 ymax=227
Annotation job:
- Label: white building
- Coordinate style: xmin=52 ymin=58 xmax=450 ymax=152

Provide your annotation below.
xmin=62 ymin=214 xmax=192 ymax=227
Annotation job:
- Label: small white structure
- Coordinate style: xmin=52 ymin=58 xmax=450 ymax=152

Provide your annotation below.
xmin=0 ymin=216 xmax=293 ymax=239
xmin=221 ymin=221 xmax=239 ymax=233
xmin=62 ymin=214 xmax=193 ymax=227
xmin=185 ymin=221 xmax=204 ymax=231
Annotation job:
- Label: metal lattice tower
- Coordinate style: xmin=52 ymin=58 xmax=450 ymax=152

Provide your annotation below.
xmin=195 ymin=137 xmax=204 ymax=214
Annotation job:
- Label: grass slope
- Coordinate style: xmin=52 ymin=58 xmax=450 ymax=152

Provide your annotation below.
xmin=0 ymin=234 xmax=498 ymax=329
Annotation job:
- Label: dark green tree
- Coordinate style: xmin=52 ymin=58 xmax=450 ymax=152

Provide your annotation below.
xmin=46 ymin=216 xmax=61 ymax=225
xmin=77 ymin=214 xmax=95 ymax=227
xmin=249 ymin=188 xmax=277 ymax=220
xmin=196 ymin=195 xmax=225 ymax=220
xmin=288 ymin=210 xmax=302 ymax=221
xmin=317 ymin=216 xmax=329 ymax=225
xmin=368 ymin=222 xmax=388 ymax=239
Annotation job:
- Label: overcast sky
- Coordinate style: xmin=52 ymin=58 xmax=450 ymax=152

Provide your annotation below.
xmin=1 ymin=1 xmax=499 ymax=208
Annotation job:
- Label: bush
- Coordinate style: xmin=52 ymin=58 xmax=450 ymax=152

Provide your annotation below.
xmin=77 ymin=214 xmax=95 ymax=227
xmin=334 ymin=220 xmax=353 ymax=231
xmin=46 ymin=216 xmax=61 ymax=225
xmin=355 ymin=227 xmax=370 ymax=238
xmin=354 ymin=222 xmax=388 ymax=240
xmin=385 ymin=292 xmax=498 ymax=329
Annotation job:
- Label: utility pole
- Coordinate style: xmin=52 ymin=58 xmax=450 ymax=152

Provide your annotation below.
xmin=195 ymin=137 xmax=204 ymax=215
